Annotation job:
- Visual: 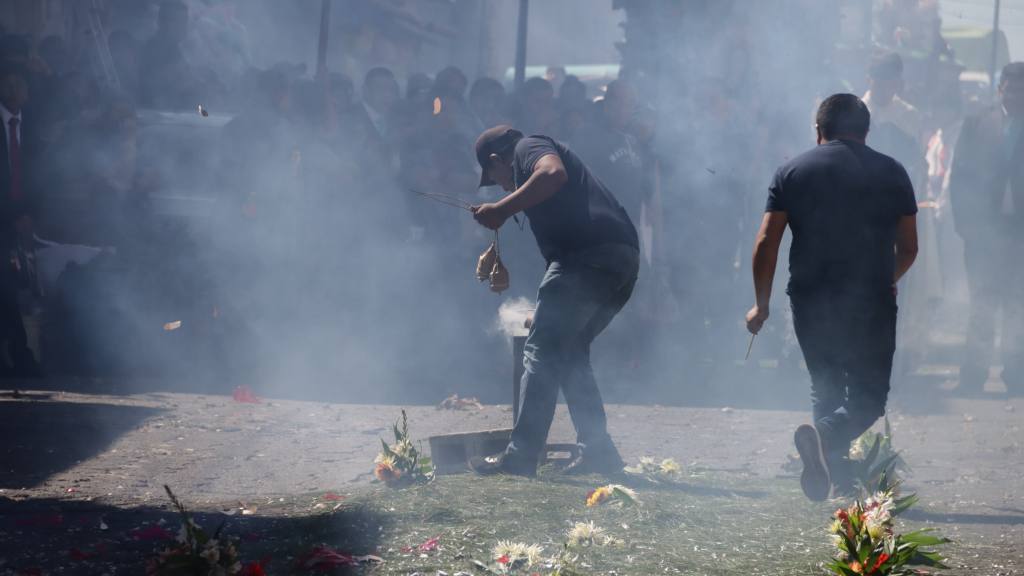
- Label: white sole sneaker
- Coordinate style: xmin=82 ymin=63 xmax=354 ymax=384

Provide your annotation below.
xmin=794 ymin=424 xmax=831 ymax=502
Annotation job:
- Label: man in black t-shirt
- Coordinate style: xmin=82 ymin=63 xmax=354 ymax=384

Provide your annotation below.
xmin=469 ymin=125 xmax=639 ymax=477
xmin=745 ymin=94 xmax=919 ymax=501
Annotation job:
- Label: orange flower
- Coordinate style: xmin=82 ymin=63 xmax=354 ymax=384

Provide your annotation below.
xmin=374 ymin=461 xmax=402 ymax=484
xmin=586 ymin=486 xmax=612 ymax=507
xmin=849 ymin=560 xmax=863 ymax=574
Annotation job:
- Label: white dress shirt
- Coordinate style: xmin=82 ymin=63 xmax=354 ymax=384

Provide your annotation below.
xmin=0 ymin=103 xmax=21 ymax=169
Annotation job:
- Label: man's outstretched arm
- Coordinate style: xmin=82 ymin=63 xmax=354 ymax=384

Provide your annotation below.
xmin=746 ymin=210 xmax=788 ymax=334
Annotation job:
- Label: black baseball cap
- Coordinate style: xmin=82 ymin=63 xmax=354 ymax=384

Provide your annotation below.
xmin=475 ymin=125 xmax=523 ymax=187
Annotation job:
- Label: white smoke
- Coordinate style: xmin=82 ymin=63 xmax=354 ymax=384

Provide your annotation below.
xmin=494 ymin=297 xmax=535 ymax=340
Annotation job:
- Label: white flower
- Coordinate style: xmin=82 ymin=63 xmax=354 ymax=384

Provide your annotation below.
xmin=866 ymin=518 xmax=887 ymax=540
xmin=864 ymin=492 xmax=894 ymax=524
xmin=659 ymin=458 xmax=682 ymax=475
xmin=492 ymin=541 xmax=544 ymax=566
xmin=200 ymin=540 xmax=220 ymax=564
xmin=849 ymin=439 xmax=866 ymax=460
xmin=567 ymin=521 xmax=607 ymax=547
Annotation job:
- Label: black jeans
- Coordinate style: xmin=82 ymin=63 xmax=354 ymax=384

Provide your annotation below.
xmin=791 ymin=292 xmax=897 ymax=467
xmin=506 ymin=244 xmax=639 ymax=465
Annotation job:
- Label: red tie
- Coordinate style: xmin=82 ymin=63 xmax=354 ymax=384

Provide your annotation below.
xmin=8 ymin=116 xmax=21 ymax=201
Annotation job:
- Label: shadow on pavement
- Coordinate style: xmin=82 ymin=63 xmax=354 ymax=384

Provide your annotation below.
xmin=0 ymin=399 xmax=164 ymax=489
xmin=0 ymin=495 xmax=383 ymax=574
xmin=904 ymin=507 xmax=1024 ymax=526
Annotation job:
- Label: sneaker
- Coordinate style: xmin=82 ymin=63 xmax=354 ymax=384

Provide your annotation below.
xmin=794 ymin=424 xmax=831 ymax=502
xmin=468 ymin=451 xmax=536 ymax=478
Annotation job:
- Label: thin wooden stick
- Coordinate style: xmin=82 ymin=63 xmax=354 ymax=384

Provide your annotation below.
xmin=745 ymin=333 xmax=756 ymax=361
xmin=409 ymin=188 xmax=473 ymax=211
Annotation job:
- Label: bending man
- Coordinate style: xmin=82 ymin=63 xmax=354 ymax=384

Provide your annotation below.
xmin=470 ymin=125 xmax=639 ymax=477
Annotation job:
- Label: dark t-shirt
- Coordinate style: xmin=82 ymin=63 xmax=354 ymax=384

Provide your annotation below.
xmin=513 ymin=136 xmax=638 ymax=262
xmin=766 ymin=140 xmax=917 ymax=298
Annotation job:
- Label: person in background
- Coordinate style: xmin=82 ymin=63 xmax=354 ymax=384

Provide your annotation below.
xmin=746 ymin=94 xmax=918 ymax=500
xmin=556 ymin=75 xmax=589 ymax=142
xmin=948 ymin=62 xmax=1024 ymax=396
xmin=345 ymin=66 xmax=399 ymax=171
xmin=469 ymin=77 xmax=508 ymax=130
xmin=138 ymin=0 xmax=199 ymax=110
xmin=863 ymin=52 xmax=926 ymax=166
xmin=544 ymin=65 xmax=567 ymax=95
xmin=514 ymin=77 xmax=557 ymax=137
xmin=468 ymin=125 xmax=639 ymax=477
xmin=863 ymin=51 xmax=936 ymax=380
xmin=0 ymin=61 xmax=41 ymax=377
xmin=431 ymin=66 xmax=477 ymax=142
xmin=573 ymin=80 xmax=645 ymax=222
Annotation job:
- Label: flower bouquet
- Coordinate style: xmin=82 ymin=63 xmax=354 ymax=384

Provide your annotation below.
xmin=147 ymin=486 xmax=242 ymax=576
xmin=623 ymin=456 xmax=682 ymax=482
xmin=585 ymin=484 xmax=641 ymax=508
xmin=826 ymin=491 xmax=949 ymax=576
xmin=491 ymin=541 xmax=545 ymax=574
xmin=849 ymin=418 xmax=910 ymax=496
xmin=374 ymin=410 xmax=434 ymax=487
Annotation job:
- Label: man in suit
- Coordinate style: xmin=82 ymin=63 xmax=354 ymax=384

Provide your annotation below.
xmin=345 ymin=67 xmax=399 ymax=171
xmin=949 ymin=62 xmax=1024 ymax=395
xmin=0 ymin=60 xmax=41 ymax=377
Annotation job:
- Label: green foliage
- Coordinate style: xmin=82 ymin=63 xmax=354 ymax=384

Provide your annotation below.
xmin=149 ymin=485 xmax=242 ymax=576
xmin=374 ymin=409 xmax=434 ymax=487
xmin=826 ymin=490 xmax=949 ymax=576
xmin=849 ymin=418 xmax=911 ymax=498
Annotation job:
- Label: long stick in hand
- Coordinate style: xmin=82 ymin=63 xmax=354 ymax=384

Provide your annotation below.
xmin=409 ymin=189 xmax=473 ymax=211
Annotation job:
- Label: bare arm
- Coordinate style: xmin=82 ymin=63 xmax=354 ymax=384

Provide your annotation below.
xmin=746 ymin=211 xmax=788 ymax=334
xmin=894 ymin=214 xmax=918 ymax=283
xmin=495 ymin=153 xmax=567 ymax=215
xmin=472 ymin=153 xmax=568 ymax=230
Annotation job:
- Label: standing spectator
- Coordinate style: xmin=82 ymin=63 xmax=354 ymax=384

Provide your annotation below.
xmin=514 ymin=77 xmax=557 ymax=137
xmin=863 ymin=53 xmax=926 ymax=168
xmin=948 ymin=62 xmax=1024 ymax=395
xmin=0 ymin=61 xmax=41 ymax=377
xmin=432 ymin=66 xmax=477 ymax=142
xmin=345 ymin=66 xmax=399 ymax=170
xmin=138 ymin=0 xmax=198 ymax=109
xmin=863 ymin=52 xmax=936 ymax=377
xmin=556 ymin=75 xmax=589 ymax=142
xmin=469 ymin=77 xmax=507 ymax=130
xmin=573 ymin=80 xmax=645 ymax=221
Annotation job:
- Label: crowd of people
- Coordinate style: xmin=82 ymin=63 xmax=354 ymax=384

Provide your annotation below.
xmin=0 ymin=0 xmax=1018 ymax=402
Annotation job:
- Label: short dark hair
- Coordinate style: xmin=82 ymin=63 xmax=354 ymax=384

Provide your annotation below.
xmin=1000 ymin=61 xmax=1024 ymax=88
xmin=816 ymin=93 xmax=870 ymax=140
xmin=869 ymin=52 xmax=903 ymax=80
